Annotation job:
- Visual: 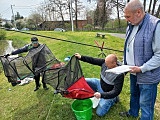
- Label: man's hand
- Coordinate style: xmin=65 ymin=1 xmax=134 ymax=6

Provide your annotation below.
xmin=4 ymin=54 xmax=10 ymax=58
xmin=94 ymin=92 xmax=101 ymax=99
xmin=129 ymin=66 xmax=141 ymax=73
xmin=75 ymin=53 xmax=81 ymax=59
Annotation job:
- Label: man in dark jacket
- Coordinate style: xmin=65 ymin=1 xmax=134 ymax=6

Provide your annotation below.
xmin=75 ymin=53 xmax=125 ymax=117
xmin=8 ymin=37 xmax=48 ymax=91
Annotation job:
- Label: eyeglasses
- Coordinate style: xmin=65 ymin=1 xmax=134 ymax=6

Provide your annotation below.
xmin=32 ymin=41 xmax=38 ymax=44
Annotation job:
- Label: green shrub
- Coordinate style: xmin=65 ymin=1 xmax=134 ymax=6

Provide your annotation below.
xmin=0 ymin=29 xmax=6 ymax=40
xmin=84 ymin=24 xmax=93 ymax=31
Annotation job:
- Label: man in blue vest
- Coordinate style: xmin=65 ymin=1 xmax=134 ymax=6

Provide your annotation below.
xmin=8 ymin=37 xmax=49 ymax=91
xmin=119 ymin=0 xmax=160 ymax=120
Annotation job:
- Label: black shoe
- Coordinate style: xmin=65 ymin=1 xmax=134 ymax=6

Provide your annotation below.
xmin=115 ymin=96 xmax=120 ymax=103
xmin=34 ymin=83 xmax=41 ymax=91
xmin=119 ymin=111 xmax=131 ymax=117
xmin=38 ymin=84 xmax=41 ymax=87
xmin=34 ymin=87 xmax=39 ymax=91
xmin=43 ymin=84 xmax=49 ymax=90
xmin=44 ymin=87 xmax=49 ymax=90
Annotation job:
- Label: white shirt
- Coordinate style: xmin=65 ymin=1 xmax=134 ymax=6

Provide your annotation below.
xmin=126 ymin=25 xmax=139 ymax=66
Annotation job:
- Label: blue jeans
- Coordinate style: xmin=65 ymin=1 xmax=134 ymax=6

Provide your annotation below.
xmin=85 ymin=78 xmax=117 ymax=117
xmin=128 ymin=74 xmax=159 ymax=120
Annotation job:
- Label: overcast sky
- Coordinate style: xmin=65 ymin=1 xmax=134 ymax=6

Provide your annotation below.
xmin=0 ymin=0 xmax=96 ymax=20
xmin=0 ymin=0 xmax=43 ymax=20
xmin=0 ymin=0 xmax=159 ymax=20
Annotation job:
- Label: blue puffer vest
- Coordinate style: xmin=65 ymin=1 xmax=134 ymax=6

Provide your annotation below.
xmin=124 ymin=13 xmax=160 ymax=84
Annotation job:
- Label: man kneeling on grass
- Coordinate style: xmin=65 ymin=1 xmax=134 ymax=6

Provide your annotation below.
xmin=75 ymin=53 xmax=125 ymax=116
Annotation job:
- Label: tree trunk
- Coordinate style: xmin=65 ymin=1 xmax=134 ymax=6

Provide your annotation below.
xmin=116 ymin=0 xmax=121 ymax=28
xmin=100 ymin=0 xmax=106 ymax=30
xmin=151 ymin=0 xmax=157 ymax=15
xmin=155 ymin=4 xmax=160 ymax=17
xmin=68 ymin=2 xmax=71 ymax=23
xmin=148 ymin=0 xmax=152 ymax=13
xmin=94 ymin=6 xmax=99 ymax=28
xmin=143 ymin=0 xmax=146 ymax=12
xmin=75 ymin=0 xmax=78 ymax=30
xmin=59 ymin=6 xmax=65 ymax=27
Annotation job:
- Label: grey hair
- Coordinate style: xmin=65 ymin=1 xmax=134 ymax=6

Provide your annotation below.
xmin=125 ymin=0 xmax=144 ymax=12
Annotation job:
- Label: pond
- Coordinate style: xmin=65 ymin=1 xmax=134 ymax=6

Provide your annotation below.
xmin=0 ymin=40 xmax=15 ymax=72
xmin=0 ymin=40 xmax=15 ymax=55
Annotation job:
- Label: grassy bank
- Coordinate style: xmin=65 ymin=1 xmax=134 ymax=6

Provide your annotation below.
xmin=0 ymin=30 xmax=159 ymax=120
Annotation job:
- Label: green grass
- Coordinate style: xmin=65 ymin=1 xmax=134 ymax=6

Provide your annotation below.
xmin=0 ymin=31 xmax=160 ymax=120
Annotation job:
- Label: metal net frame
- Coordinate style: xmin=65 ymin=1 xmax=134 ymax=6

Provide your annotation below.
xmin=43 ymin=55 xmax=83 ymax=94
xmin=0 ymin=44 xmax=60 ymax=85
xmin=1 ymin=45 xmax=94 ymax=99
xmin=23 ymin=44 xmax=61 ymax=74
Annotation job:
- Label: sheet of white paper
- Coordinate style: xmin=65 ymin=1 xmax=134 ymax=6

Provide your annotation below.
xmin=105 ymin=65 xmax=132 ymax=74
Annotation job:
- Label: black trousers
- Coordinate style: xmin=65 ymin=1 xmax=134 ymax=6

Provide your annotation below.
xmin=34 ymin=73 xmax=46 ymax=87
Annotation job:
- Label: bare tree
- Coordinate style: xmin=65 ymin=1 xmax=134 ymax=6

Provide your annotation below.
xmin=73 ymin=0 xmax=84 ymax=30
xmin=40 ymin=0 xmax=70 ymax=28
xmin=101 ymin=0 xmax=106 ymax=29
xmin=96 ymin=0 xmax=106 ymax=29
xmin=75 ymin=0 xmax=78 ymax=29
xmin=90 ymin=0 xmax=126 ymax=29
xmin=116 ymin=0 xmax=120 ymax=28
xmin=148 ymin=0 xmax=152 ymax=13
xmin=37 ymin=5 xmax=48 ymax=21
xmin=155 ymin=4 xmax=160 ymax=17
xmin=143 ymin=0 xmax=146 ymax=12
xmin=110 ymin=0 xmax=126 ymax=28
xmin=94 ymin=4 xmax=99 ymax=28
xmin=49 ymin=0 xmax=65 ymax=22
xmin=36 ymin=1 xmax=55 ymax=21
xmin=151 ymin=0 xmax=158 ymax=15
xmin=27 ymin=13 xmax=43 ymax=30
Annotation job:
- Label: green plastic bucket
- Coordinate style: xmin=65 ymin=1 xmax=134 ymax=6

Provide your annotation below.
xmin=71 ymin=99 xmax=93 ymax=120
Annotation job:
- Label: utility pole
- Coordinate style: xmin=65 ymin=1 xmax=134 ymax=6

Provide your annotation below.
xmin=11 ymin=5 xmax=16 ymax=28
xmin=70 ymin=0 xmax=74 ymax=32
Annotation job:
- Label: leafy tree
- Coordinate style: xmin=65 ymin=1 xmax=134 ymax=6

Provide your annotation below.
xmin=113 ymin=18 xmax=127 ymax=28
xmin=26 ymin=19 xmax=35 ymax=30
xmin=84 ymin=24 xmax=93 ymax=31
xmin=15 ymin=19 xmax=25 ymax=30
xmin=15 ymin=12 xmax=24 ymax=20
xmin=105 ymin=19 xmax=127 ymax=28
xmin=27 ymin=13 xmax=43 ymax=30
xmin=4 ymin=21 xmax=12 ymax=29
xmin=65 ymin=23 xmax=75 ymax=30
xmin=65 ymin=23 xmax=71 ymax=30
